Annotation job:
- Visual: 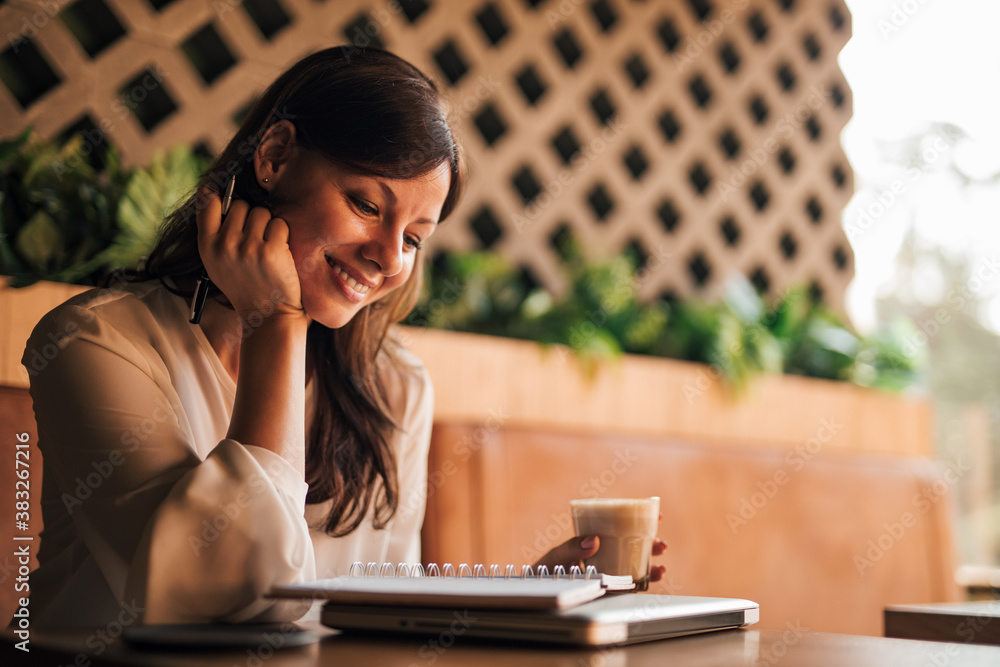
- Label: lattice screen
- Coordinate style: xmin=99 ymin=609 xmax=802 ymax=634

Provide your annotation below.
xmin=0 ymin=0 xmax=854 ymax=311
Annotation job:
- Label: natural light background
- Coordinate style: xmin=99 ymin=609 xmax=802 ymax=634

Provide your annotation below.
xmin=840 ymin=0 xmax=1000 ymax=333
xmin=840 ymin=0 xmax=1000 ymax=567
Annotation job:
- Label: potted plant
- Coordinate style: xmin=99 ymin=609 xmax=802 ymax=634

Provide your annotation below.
xmin=0 ymin=129 xmax=205 ymax=287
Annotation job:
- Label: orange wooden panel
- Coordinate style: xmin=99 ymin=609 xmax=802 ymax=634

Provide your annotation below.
xmin=422 ymin=422 xmax=961 ymax=637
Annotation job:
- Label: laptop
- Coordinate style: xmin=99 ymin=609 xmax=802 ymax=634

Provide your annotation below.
xmin=320 ymin=593 xmax=759 ymax=646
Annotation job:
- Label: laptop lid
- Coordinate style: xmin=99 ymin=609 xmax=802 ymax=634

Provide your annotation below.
xmin=321 ymin=594 xmax=759 ymax=647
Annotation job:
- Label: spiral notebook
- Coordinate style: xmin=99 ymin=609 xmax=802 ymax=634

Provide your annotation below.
xmin=267 ymin=562 xmax=633 ymax=611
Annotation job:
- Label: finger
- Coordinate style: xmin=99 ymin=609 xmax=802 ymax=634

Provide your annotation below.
xmin=535 ymin=535 xmax=600 ymax=569
xmin=219 ymin=200 xmax=251 ymax=242
xmin=263 ymin=216 xmax=290 ymax=245
xmin=241 ymin=207 xmax=275 ymax=245
xmin=652 ymin=538 xmax=668 ymax=556
xmin=195 ymin=187 xmax=221 ymax=246
xmin=649 ymin=565 xmax=666 ymax=583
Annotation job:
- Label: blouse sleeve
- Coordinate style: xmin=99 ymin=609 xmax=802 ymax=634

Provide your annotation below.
xmin=25 ymin=299 xmax=315 ymax=624
xmin=383 ymin=351 xmax=435 ymax=566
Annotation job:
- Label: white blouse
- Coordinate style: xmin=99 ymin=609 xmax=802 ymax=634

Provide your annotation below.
xmin=21 ymin=280 xmax=432 ymax=627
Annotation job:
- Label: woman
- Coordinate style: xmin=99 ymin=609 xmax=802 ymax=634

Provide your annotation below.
xmin=21 ymin=46 xmax=660 ymax=628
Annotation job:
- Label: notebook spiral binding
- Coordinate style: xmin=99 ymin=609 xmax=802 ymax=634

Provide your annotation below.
xmin=348 ymin=561 xmax=600 ymax=581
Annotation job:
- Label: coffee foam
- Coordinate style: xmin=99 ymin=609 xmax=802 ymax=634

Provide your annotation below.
xmin=570 ymin=498 xmax=659 ymax=535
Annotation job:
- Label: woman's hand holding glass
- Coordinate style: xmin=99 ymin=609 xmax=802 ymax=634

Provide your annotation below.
xmin=533 ymin=512 xmax=669 ymax=584
xmin=195 ymin=187 xmax=305 ymax=322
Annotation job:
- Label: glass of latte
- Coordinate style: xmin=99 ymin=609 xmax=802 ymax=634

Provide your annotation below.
xmin=570 ymin=497 xmax=660 ymax=591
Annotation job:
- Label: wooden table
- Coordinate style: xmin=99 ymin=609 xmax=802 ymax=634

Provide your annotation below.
xmin=886 ymin=601 xmax=1000 ymax=646
xmin=7 ymin=622 xmax=1000 ymax=666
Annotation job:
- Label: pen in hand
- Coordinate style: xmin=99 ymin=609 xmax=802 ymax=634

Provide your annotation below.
xmin=189 ymin=174 xmax=236 ymax=324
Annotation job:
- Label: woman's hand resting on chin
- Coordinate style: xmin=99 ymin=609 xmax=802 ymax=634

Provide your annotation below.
xmin=195 ymin=186 xmax=306 ymax=322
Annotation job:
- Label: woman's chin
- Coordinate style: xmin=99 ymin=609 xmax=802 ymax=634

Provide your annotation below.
xmin=308 ymin=310 xmax=354 ymax=329
xmin=302 ymin=298 xmax=360 ymax=329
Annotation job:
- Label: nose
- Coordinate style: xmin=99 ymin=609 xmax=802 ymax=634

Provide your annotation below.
xmin=361 ymin=226 xmax=404 ymax=278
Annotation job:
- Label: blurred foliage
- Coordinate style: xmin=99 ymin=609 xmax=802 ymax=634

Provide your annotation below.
xmin=0 ymin=131 xmax=920 ymax=393
xmin=0 ymin=129 xmax=205 ymax=287
xmin=406 ymin=246 xmax=920 ymax=392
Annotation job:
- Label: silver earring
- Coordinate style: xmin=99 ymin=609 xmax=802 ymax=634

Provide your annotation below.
xmin=262 ymin=177 xmax=269 ymax=183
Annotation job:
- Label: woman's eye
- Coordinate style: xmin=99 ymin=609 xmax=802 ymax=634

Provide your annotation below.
xmin=350 ymin=196 xmax=378 ymax=216
xmin=405 ymin=236 xmax=423 ymax=251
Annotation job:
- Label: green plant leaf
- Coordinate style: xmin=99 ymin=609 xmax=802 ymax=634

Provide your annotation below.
xmin=15 ymin=210 xmax=61 ymax=269
xmin=0 ymin=128 xmax=32 ymax=170
xmin=110 ymin=146 xmax=203 ymax=273
xmin=722 ymin=273 xmax=764 ymax=324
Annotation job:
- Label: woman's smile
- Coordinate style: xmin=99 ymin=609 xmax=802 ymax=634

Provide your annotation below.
xmin=325 ymin=255 xmax=374 ymax=303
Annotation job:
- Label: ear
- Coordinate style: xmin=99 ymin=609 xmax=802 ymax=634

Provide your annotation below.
xmin=254 ymin=120 xmax=297 ymax=192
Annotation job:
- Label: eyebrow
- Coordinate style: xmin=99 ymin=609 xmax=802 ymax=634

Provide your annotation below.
xmin=375 ymin=180 xmax=439 ymax=226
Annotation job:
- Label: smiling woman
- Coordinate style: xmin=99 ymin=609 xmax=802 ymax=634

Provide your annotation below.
xmin=256 ymin=142 xmax=451 ymax=327
xmin=15 ymin=46 xmax=464 ymax=628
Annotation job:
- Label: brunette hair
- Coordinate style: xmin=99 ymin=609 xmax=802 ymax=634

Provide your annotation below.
xmin=113 ymin=46 xmax=462 ymax=535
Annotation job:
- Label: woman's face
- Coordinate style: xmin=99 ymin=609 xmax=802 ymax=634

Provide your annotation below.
xmin=268 ymin=149 xmax=450 ymax=329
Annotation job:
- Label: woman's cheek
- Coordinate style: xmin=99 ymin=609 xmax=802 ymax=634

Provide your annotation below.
xmin=295 ymin=252 xmax=325 ymax=282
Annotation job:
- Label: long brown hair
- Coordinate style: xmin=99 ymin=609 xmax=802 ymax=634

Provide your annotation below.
xmin=112 ymin=46 xmax=462 ymax=536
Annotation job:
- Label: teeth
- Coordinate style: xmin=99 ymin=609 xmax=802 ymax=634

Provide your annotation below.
xmin=326 ymin=257 xmax=370 ymax=294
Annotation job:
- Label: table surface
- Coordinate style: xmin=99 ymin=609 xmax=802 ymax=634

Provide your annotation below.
xmin=884 ymin=600 xmax=1000 ymax=646
xmin=7 ymin=622 xmax=1000 ymax=667
xmin=886 ymin=601 xmax=1000 ymax=616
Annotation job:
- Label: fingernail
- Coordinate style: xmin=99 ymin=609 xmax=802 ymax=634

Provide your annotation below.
xmin=581 ymin=535 xmax=597 ymax=550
